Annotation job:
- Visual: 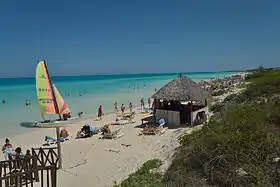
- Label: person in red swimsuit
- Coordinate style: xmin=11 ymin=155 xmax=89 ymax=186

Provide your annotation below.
xmin=98 ymin=105 xmax=103 ymax=120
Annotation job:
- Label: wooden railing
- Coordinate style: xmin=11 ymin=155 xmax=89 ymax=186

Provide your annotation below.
xmin=31 ymin=148 xmax=59 ymax=169
xmin=0 ymin=147 xmax=59 ymax=187
xmin=0 ymin=165 xmax=56 ymax=187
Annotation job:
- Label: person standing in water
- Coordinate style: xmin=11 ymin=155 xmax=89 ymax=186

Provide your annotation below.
xmin=114 ymin=102 xmax=118 ymax=113
xmin=129 ymin=102 xmax=133 ymax=113
xmin=98 ymin=105 xmax=103 ymax=120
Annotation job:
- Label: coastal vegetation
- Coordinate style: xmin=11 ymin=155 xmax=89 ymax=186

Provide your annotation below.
xmin=116 ymin=68 xmax=280 ymax=187
xmin=210 ymin=89 xmax=227 ymax=96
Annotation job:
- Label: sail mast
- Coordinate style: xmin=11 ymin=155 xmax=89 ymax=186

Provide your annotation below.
xmin=43 ymin=60 xmax=62 ymax=119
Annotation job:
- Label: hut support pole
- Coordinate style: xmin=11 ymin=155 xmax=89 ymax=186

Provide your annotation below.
xmin=190 ymin=102 xmax=193 ymax=126
xmin=56 ymin=127 xmax=62 ymax=169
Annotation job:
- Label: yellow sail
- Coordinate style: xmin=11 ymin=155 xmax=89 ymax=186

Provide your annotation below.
xmin=36 ymin=61 xmax=57 ymax=114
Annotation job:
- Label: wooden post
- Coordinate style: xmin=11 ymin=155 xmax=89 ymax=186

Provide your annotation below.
xmin=32 ymin=155 xmax=40 ymax=182
xmin=190 ymin=101 xmax=193 ymax=126
xmin=56 ymin=127 xmax=62 ymax=169
xmin=51 ymin=165 xmax=57 ymax=187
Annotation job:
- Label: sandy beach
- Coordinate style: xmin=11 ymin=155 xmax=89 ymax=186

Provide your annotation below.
xmin=1 ymin=107 xmax=194 ymax=187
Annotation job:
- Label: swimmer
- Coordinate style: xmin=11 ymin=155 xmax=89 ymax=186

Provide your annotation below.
xmin=2 ymin=100 xmax=6 ymax=104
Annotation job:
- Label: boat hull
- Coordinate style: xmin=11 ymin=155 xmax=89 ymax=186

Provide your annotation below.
xmin=20 ymin=117 xmax=79 ymax=128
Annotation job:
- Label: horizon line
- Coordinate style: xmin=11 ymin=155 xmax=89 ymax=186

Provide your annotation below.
xmin=0 ymin=70 xmax=242 ymax=79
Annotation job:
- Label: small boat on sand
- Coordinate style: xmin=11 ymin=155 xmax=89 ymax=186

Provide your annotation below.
xmin=20 ymin=60 xmax=78 ymax=128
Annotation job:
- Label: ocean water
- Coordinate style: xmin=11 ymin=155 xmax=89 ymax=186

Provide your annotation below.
xmin=0 ymin=72 xmax=236 ymax=137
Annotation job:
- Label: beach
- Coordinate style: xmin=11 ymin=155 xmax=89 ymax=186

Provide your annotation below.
xmin=0 ymin=71 xmax=238 ymax=187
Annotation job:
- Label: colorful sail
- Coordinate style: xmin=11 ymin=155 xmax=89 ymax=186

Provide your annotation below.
xmin=53 ymin=84 xmax=71 ymax=114
xmin=36 ymin=61 xmax=57 ymax=114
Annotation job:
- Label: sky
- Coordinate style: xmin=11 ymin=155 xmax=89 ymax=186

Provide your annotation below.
xmin=1 ymin=0 xmax=280 ymax=77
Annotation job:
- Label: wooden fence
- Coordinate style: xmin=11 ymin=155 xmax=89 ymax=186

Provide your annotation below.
xmin=1 ymin=147 xmax=58 ymax=187
xmin=31 ymin=148 xmax=59 ymax=169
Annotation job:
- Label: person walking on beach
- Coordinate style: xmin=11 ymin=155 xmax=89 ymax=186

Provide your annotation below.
xmin=98 ymin=105 xmax=103 ymax=120
xmin=121 ymin=104 xmax=125 ymax=115
xmin=140 ymin=97 xmax=145 ymax=109
xmin=114 ymin=102 xmax=118 ymax=113
xmin=129 ymin=102 xmax=133 ymax=113
xmin=148 ymin=98 xmax=151 ymax=108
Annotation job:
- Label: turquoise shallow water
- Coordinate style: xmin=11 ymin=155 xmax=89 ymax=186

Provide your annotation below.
xmin=0 ymin=72 xmax=236 ymax=137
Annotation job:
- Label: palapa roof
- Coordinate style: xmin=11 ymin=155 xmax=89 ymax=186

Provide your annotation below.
xmin=152 ymin=73 xmax=209 ymax=102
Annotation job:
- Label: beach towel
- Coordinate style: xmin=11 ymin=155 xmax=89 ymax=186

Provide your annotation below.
xmin=44 ymin=136 xmax=70 ymax=144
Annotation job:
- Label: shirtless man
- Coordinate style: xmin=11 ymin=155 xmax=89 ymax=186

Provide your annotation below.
xmin=60 ymin=128 xmax=69 ymax=138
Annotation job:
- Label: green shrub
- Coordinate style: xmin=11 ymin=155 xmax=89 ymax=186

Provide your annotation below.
xmin=236 ymin=82 xmax=247 ymax=89
xmin=209 ymin=102 xmax=225 ymax=113
xmin=211 ymin=89 xmax=226 ymax=96
xmin=114 ymin=159 xmax=164 ymax=187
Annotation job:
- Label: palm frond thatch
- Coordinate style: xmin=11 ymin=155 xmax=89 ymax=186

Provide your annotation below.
xmin=152 ymin=73 xmax=209 ymax=102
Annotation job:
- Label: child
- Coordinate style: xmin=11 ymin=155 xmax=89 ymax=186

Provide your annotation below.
xmin=25 ymin=149 xmax=31 ymax=157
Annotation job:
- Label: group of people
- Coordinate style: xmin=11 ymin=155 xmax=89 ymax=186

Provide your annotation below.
xmin=2 ymin=138 xmax=31 ymax=161
xmin=114 ymin=102 xmax=133 ymax=114
xmin=96 ymin=97 xmax=152 ymax=120
xmin=76 ymin=124 xmax=113 ymax=139
xmin=141 ymin=97 xmax=151 ymax=109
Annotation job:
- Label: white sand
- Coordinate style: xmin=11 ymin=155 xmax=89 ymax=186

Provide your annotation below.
xmin=1 ymin=108 xmax=192 ymax=187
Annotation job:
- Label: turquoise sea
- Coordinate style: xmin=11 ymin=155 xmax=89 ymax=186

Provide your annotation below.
xmin=0 ymin=72 xmax=237 ymax=137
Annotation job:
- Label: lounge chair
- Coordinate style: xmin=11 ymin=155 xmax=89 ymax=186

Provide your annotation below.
xmin=139 ymin=119 xmax=167 ymax=136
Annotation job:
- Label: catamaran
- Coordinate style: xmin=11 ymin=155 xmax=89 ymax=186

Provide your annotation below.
xmin=20 ymin=60 xmax=78 ymax=128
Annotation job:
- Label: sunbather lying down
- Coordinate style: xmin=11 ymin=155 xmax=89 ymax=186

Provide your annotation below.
xmin=43 ymin=136 xmax=70 ymax=146
xmin=76 ymin=124 xmax=101 ymax=139
xmin=100 ymin=125 xmax=123 ymax=139
xmin=112 ymin=118 xmax=136 ymax=125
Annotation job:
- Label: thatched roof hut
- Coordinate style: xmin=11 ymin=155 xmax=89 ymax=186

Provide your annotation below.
xmin=152 ymin=73 xmax=209 ymax=102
